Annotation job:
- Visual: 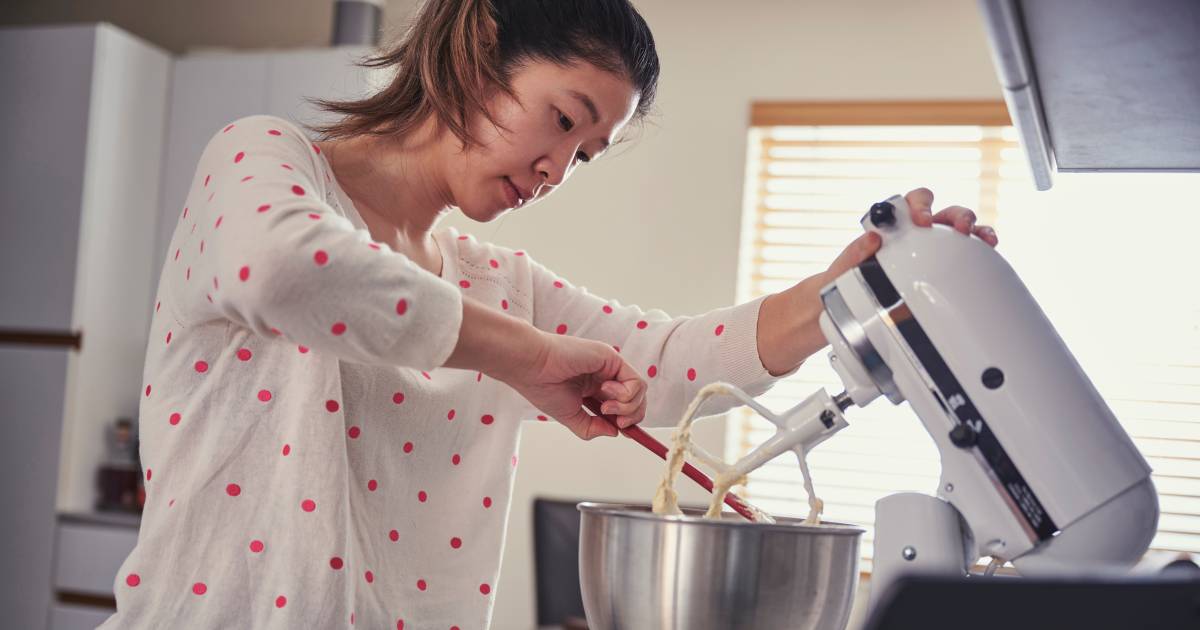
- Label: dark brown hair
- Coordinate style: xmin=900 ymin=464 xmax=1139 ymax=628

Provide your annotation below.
xmin=308 ymin=0 xmax=659 ymax=146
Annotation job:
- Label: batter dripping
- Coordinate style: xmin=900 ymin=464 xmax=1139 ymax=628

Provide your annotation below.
xmin=651 ymin=383 xmax=824 ymax=525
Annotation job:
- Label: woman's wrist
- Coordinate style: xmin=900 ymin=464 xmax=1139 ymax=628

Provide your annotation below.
xmin=756 ymin=273 xmax=829 ymax=376
xmin=443 ymin=296 xmax=547 ymax=383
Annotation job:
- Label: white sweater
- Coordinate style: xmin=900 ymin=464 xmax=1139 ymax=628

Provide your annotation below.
xmin=102 ymin=115 xmax=790 ymax=629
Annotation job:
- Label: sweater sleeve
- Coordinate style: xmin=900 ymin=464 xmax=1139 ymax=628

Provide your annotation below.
xmin=522 ymin=254 xmax=801 ymax=428
xmin=164 ymin=115 xmax=463 ymax=370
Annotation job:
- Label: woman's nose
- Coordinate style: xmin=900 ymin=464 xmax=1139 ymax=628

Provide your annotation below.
xmin=535 ymin=150 xmax=573 ymax=187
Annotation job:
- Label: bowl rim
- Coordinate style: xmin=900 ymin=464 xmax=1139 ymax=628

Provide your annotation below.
xmin=577 ymin=501 xmax=866 ymax=536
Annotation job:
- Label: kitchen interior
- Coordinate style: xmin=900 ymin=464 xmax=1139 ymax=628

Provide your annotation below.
xmin=1 ymin=1 xmax=1198 ymax=629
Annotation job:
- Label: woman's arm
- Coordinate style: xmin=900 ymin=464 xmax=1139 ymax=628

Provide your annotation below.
xmin=754 ymin=187 xmax=1001 ymax=376
xmin=510 ymin=253 xmax=804 ymax=428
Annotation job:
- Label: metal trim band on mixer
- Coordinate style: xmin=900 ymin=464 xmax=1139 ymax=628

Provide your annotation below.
xmin=821 ymin=284 xmax=902 ymax=403
xmin=854 ymin=255 xmax=1059 ymax=543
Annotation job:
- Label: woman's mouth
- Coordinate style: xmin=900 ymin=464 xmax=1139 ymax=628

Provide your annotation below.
xmin=502 ymin=177 xmax=526 ymax=209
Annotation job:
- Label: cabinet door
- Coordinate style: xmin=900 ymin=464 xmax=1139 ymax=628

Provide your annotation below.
xmin=0 ymin=345 xmax=69 ymax=630
xmin=53 ymin=522 xmax=140 ymax=596
xmin=49 ymin=604 xmax=115 ymax=630
xmin=153 ymin=53 xmax=270 ymax=281
xmin=0 ymin=25 xmax=95 ymax=330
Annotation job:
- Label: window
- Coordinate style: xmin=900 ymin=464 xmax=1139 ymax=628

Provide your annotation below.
xmin=730 ymin=101 xmax=1200 ymax=572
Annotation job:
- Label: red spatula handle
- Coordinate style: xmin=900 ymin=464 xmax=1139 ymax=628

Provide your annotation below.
xmin=581 ymin=397 xmax=757 ymax=521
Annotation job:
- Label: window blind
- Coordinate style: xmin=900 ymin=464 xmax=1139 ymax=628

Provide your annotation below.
xmin=730 ymin=102 xmax=1200 ymax=572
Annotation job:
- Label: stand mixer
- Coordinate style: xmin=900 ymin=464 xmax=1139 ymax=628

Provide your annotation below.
xmin=663 ymin=193 xmax=1160 ymax=615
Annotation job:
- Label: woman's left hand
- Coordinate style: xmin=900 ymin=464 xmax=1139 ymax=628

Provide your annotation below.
xmin=757 ymin=188 xmax=999 ymax=376
xmin=819 ymin=187 xmax=998 ymax=286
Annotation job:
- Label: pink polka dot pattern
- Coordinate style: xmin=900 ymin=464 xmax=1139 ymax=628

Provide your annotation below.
xmin=134 ymin=117 xmax=747 ymax=626
xmin=192 ymin=582 xmax=207 ymax=596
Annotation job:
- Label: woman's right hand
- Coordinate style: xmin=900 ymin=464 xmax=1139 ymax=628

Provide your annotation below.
xmin=444 ymin=297 xmax=646 ymax=439
xmin=501 ymin=331 xmax=647 ymax=440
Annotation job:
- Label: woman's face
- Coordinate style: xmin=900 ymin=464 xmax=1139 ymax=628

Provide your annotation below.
xmin=447 ymin=58 xmax=640 ymax=221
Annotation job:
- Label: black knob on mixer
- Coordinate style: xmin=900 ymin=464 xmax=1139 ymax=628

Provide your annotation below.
xmin=869 ymin=201 xmax=896 ymax=227
xmin=949 ymin=423 xmax=978 ymax=448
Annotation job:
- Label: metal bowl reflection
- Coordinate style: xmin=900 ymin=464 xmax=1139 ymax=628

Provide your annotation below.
xmin=578 ymin=502 xmax=864 ymax=630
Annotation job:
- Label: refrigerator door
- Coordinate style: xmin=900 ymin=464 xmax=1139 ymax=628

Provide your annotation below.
xmin=0 ymin=25 xmax=95 ymax=331
xmin=0 ymin=344 xmax=70 ymax=630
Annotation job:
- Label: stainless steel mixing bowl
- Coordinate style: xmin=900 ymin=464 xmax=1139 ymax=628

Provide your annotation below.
xmin=578 ymin=502 xmax=864 ymax=630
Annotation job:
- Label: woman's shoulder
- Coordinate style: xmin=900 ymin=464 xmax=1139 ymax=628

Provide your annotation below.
xmin=202 ymin=115 xmax=322 ymax=160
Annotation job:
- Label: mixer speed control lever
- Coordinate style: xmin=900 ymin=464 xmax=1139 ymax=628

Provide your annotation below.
xmin=948 ymin=423 xmax=979 ymax=448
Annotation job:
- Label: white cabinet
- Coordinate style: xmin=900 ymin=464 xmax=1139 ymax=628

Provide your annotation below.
xmin=0 ymin=23 xmax=170 ymax=630
xmin=48 ymin=514 xmax=140 ymax=630
xmin=54 ymin=517 xmax=140 ymax=596
xmin=2 ymin=22 xmax=380 ymax=630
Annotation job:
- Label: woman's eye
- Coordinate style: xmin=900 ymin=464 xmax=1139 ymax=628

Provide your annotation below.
xmin=557 ymin=111 xmax=574 ymax=132
xmin=575 ymin=151 xmax=591 ymax=164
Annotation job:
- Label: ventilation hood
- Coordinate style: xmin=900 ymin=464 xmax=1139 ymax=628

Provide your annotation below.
xmin=978 ymin=0 xmax=1200 ymax=190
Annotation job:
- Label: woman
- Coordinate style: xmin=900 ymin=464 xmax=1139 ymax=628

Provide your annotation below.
xmin=105 ymin=0 xmax=998 ymax=628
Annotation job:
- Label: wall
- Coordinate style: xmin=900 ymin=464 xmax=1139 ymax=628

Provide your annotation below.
xmin=431 ymin=2 xmax=1006 ymax=628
